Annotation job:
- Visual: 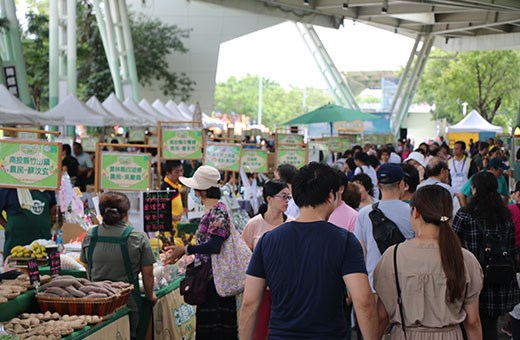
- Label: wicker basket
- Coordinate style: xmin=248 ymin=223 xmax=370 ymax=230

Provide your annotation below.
xmin=37 ymin=286 xmax=133 ymax=316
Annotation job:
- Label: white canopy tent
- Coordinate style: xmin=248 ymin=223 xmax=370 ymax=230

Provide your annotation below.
xmin=177 ymin=102 xmax=193 ymax=119
xmin=85 ymin=96 xmax=121 ymax=125
xmin=202 ymin=113 xmax=225 ymax=129
xmin=123 ymin=98 xmax=157 ymax=125
xmin=0 ymin=84 xmax=41 ymax=124
xmin=103 ymin=93 xmax=148 ymax=126
xmin=152 ymin=99 xmax=179 ymax=121
xmin=41 ymin=95 xmax=110 ymax=126
xmin=166 ymin=100 xmax=191 ymax=121
xmin=447 ymin=110 xmax=503 ymax=133
xmin=139 ymin=99 xmax=171 ymax=121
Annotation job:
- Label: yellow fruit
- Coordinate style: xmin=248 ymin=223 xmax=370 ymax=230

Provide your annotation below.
xmin=32 ymin=242 xmax=39 ymax=249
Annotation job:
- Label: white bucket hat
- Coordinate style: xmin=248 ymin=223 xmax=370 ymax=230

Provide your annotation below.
xmin=404 ymin=151 xmax=426 ymax=167
xmin=179 ymin=165 xmax=221 ymax=190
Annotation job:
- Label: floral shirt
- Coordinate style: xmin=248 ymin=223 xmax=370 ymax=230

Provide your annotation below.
xmin=195 ymin=201 xmax=231 ymax=264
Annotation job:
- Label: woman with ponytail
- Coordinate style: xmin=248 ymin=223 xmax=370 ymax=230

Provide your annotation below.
xmin=453 ymin=171 xmax=519 ymax=339
xmin=241 ymin=179 xmax=294 ymax=339
xmin=373 ymin=185 xmax=483 ymax=340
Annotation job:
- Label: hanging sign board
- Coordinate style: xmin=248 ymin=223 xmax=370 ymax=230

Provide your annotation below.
xmin=308 ymin=142 xmax=329 ymax=163
xmin=276 ymin=147 xmax=308 ymax=169
xmin=241 ymin=149 xmax=268 ymax=173
xmin=0 ymin=140 xmax=61 ymax=190
xmin=141 ymin=191 xmax=173 ymax=232
xmin=147 ymin=136 xmax=158 ymax=148
xmin=129 ymin=128 xmax=146 ymax=142
xmin=162 ymin=129 xmax=203 ymax=160
xmin=81 ymin=137 xmax=98 ymax=152
xmin=324 ymin=137 xmax=345 ymax=153
xmin=204 ymin=143 xmax=242 ymax=172
xmin=99 ymin=152 xmax=151 ymax=191
xmin=276 ymin=133 xmax=304 ymax=146
xmin=334 ymin=120 xmax=364 ymax=133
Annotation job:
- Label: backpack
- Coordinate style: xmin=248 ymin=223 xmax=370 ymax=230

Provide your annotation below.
xmin=475 ymin=219 xmax=515 ymax=285
xmin=369 ymin=203 xmax=405 ymax=254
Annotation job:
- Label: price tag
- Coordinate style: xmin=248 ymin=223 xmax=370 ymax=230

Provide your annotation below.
xmin=27 ymin=258 xmax=40 ymax=285
xmin=47 ymin=252 xmax=61 ymax=276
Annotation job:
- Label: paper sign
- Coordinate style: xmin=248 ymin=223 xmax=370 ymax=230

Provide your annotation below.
xmin=47 ymin=252 xmax=61 ymax=276
xmin=142 ymin=191 xmax=174 ymax=232
xmin=0 ymin=140 xmax=61 ymax=190
xmin=147 ymin=136 xmax=158 ymax=148
xmin=162 ymin=129 xmax=203 ymax=160
xmin=241 ymin=150 xmax=268 ymax=173
xmin=277 ymin=133 xmax=304 ymax=146
xmin=276 ymin=147 xmax=307 ymax=169
xmin=129 ymin=128 xmax=146 ymax=142
xmin=205 ymin=143 xmax=242 ymax=172
xmin=100 ymin=152 xmax=151 ymax=191
xmin=27 ymin=258 xmax=40 ymax=285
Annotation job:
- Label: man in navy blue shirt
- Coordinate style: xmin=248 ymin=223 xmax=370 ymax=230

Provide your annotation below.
xmin=239 ymin=162 xmax=378 ymax=340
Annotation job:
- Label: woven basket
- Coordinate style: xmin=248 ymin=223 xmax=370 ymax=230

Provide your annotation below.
xmin=37 ymin=286 xmax=133 ymax=316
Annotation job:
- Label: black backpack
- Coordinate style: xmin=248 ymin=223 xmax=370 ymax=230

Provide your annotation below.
xmin=475 ymin=219 xmax=516 ymax=285
xmin=369 ymin=203 xmax=405 ymax=254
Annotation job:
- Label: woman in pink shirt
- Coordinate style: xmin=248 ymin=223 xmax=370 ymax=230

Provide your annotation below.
xmin=242 ymin=180 xmax=294 ymax=339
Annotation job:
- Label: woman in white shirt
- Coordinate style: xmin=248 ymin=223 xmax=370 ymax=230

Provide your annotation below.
xmin=354 ymin=151 xmax=379 ymax=199
xmin=242 ymin=179 xmax=294 ymax=339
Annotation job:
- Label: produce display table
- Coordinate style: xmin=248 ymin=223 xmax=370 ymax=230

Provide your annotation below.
xmin=62 ymin=307 xmax=130 ymax=340
xmin=137 ymin=276 xmax=196 ymax=340
xmin=0 ymin=290 xmax=38 ymax=322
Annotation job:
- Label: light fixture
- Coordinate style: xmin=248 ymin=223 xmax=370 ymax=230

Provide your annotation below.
xmin=394 ymin=27 xmax=398 ymax=33
xmin=342 ymin=2 xmax=349 ymax=9
xmin=303 ymin=0 xmax=310 ymax=5
xmin=381 ymin=0 xmax=388 ymax=14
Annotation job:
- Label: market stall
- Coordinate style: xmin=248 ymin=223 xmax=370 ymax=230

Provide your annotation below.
xmin=447 ymin=109 xmax=503 ymax=147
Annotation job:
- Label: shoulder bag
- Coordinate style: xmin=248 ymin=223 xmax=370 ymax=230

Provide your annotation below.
xmin=393 ymin=243 xmax=407 ymax=340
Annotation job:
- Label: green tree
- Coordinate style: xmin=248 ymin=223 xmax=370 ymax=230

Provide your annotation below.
xmin=214 ymin=74 xmax=334 ymax=129
xmin=22 ymin=2 xmax=194 ymax=111
xmin=416 ymin=49 xmax=520 ymax=125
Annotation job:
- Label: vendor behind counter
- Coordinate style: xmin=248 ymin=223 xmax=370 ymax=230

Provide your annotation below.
xmin=0 ymin=188 xmax=57 ymax=256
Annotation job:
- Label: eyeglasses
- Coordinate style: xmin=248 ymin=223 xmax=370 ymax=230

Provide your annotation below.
xmin=274 ymin=194 xmax=292 ymax=201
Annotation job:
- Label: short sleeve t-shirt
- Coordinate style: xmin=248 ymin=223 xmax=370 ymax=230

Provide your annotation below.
xmin=461 ymin=172 xmax=509 ymax=197
xmin=328 ymin=202 xmax=358 ymax=232
xmin=242 ymin=214 xmax=294 ymax=250
xmin=247 ymin=221 xmax=367 ymax=340
xmin=354 ymin=200 xmax=414 ymax=290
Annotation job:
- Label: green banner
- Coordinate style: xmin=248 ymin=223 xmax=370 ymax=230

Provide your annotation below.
xmin=81 ymin=137 xmax=98 ymax=152
xmin=241 ymin=150 xmax=268 ymax=173
xmin=162 ymin=129 xmax=202 ymax=160
xmin=205 ymin=144 xmax=242 ymax=172
xmin=277 ymin=134 xmax=304 ymax=146
xmin=100 ymin=152 xmax=151 ymax=191
xmin=0 ymin=141 xmax=60 ymax=190
xmin=129 ymin=128 xmax=146 ymax=142
xmin=276 ymin=148 xmax=307 ymax=169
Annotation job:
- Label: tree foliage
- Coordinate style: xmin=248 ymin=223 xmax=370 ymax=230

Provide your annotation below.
xmin=214 ymin=75 xmax=334 ymax=129
xmin=22 ymin=1 xmax=194 ymax=111
xmin=416 ymin=49 xmax=520 ymax=126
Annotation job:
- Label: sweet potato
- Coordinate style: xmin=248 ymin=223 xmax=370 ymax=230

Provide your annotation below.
xmin=86 ymin=293 xmax=108 ymax=298
xmin=78 ymin=285 xmax=110 ymax=295
xmin=65 ymin=286 xmax=87 ymax=298
xmin=44 ymin=286 xmax=69 ymax=297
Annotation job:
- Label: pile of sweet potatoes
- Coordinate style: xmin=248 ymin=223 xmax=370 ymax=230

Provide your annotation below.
xmin=39 ymin=276 xmax=132 ymax=299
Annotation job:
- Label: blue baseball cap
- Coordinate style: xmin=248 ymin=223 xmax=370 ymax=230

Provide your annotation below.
xmin=488 ymin=157 xmax=509 ymax=170
xmin=377 ymin=163 xmax=408 ymax=184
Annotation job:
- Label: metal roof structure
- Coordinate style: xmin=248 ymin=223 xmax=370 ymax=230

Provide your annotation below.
xmin=194 ymin=0 xmax=520 ymax=52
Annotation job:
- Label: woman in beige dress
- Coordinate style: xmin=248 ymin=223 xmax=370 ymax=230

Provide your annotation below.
xmin=373 ymin=185 xmax=483 ymax=340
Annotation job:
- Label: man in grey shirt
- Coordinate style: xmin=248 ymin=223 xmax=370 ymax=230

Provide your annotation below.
xmin=417 ymin=157 xmax=461 ymax=215
xmin=354 ymin=163 xmax=415 ymax=290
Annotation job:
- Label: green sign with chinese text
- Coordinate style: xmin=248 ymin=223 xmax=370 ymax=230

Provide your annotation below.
xmin=100 ymin=152 xmax=151 ymax=191
xmin=276 ymin=147 xmax=307 ymax=169
xmin=0 ymin=141 xmax=60 ymax=190
xmin=162 ymin=129 xmax=202 ymax=160
xmin=205 ymin=143 xmax=242 ymax=172
xmin=277 ymin=134 xmax=304 ymax=146
xmin=241 ymin=150 xmax=268 ymax=173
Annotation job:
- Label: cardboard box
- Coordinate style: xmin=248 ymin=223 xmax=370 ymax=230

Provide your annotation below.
xmin=61 ymin=223 xmax=86 ymax=244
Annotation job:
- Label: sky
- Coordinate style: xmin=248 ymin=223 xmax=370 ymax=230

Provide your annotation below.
xmin=216 ymin=20 xmax=416 ymax=89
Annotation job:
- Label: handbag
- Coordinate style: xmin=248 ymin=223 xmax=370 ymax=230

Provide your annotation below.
xmin=211 ymin=213 xmax=252 ymax=297
xmin=180 ymin=260 xmax=212 ymax=305
xmin=393 ymin=243 xmax=407 ymax=340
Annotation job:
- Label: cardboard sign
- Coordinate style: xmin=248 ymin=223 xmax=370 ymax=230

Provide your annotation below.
xmin=99 ymin=152 xmax=151 ymax=191
xmin=142 ymin=191 xmax=174 ymax=232
xmin=0 ymin=140 xmax=61 ymax=190
xmin=204 ymin=143 xmax=242 ymax=172
xmin=27 ymin=258 xmax=40 ymax=285
xmin=47 ymin=252 xmax=61 ymax=276
xmin=241 ymin=149 xmax=268 ymax=173
xmin=162 ymin=129 xmax=203 ymax=160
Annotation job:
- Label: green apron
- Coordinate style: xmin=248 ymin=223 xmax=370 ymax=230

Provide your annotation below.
xmin=4 ymin=190 xmax=52 ymax=255
xmin=86 ymin=226 xmax=144 ymax=338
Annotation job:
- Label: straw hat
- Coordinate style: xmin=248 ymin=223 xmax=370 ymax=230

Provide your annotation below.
xmin=179 ymin=165 xmax=221 ymax=190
